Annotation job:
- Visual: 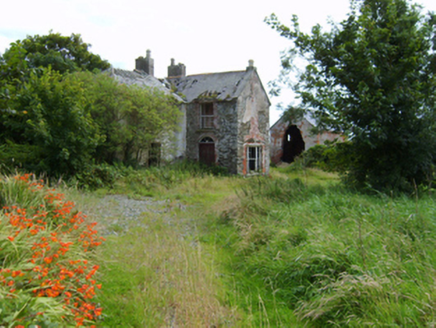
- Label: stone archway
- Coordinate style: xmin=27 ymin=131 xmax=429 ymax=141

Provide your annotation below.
xmin=281 ymin=125 xmax=305 ymax=163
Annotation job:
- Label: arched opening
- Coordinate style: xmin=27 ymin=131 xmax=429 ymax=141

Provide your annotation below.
xmin=281 ymin=125 xmax=305 ymax=163
xmin=199 ymin=137 xmax=215 ymax=165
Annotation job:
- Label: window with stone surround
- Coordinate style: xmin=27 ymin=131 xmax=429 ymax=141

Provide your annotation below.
xmin=247 ymin=146 xmax=262 ymax=173
xmin=200 ymin=103 xmax=214 ymax=129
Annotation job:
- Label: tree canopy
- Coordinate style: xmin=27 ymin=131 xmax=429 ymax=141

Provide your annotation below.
xmin=0 ymin=32 xmax=110 ymax=79
xmin=0 ymin=33 xmax=181 ymax=180
xmin=267 ymin=0 xmax=436 ymax=191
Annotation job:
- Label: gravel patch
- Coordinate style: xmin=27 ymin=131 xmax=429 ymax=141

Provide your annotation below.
xmin=86 ymin=194 xmax=191 ymax=237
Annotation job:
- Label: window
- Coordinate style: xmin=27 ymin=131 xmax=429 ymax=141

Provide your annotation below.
xmin=247 ymin=146 xmax=262 ymax=172
xmin=148 ymin=143 xmax=161 ymax=166
xmin=200 ymin=103 xmax=214 ymax=129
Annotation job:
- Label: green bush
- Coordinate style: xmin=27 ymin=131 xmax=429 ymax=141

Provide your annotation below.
xmin=74 ymin=163 xmax=122 ymax=190
xmin=287 ymin=141 xmax=352 ymax=174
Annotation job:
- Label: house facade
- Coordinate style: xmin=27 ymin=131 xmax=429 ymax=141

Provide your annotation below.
xmin=167 ymin=59 xmax=270 ymax=175
xmin=111 ymin=51 xmax=270 ymax=175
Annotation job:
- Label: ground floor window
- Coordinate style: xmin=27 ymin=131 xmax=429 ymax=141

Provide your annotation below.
xmin=148 ymin=143 xmax=161 ymax=166
xmin=247 ymin=146 xmax=262 ymax=173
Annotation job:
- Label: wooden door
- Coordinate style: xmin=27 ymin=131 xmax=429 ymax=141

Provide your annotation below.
xmin=199 ymin=142 xmax=215 ymax=165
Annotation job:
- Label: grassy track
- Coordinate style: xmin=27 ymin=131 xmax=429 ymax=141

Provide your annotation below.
xmin=67 ymin=166 xmax=436 ymax=327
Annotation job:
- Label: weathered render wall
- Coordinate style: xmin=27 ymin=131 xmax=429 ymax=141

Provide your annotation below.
xmin=185 ymin=100 xmax=239 ymax=173
xmin=270 ymin=117 xmax=343 ymax=165
xmin=237 ymin=70 xmax=270 ymax=175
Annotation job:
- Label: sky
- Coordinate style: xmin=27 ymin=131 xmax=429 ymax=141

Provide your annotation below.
xmin=1 ymin=0 xmax=435 ymax=125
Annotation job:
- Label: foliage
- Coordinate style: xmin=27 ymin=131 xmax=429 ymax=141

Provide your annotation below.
xmin=266 ymin=0 xmax=436 ymax=191
xmin=0 ymin=32 xmax=109 ymax=80
xmin=74 ymin=163 xmax=123 ymax=190
xmin=0 ymin=37 xmax=182 ymax=180
xmin=70 ymin=71 xmax=182 ymax=165
xmin=0 ymin=173 xmax=104 ymax=326
xmin=290 ymin=141 xmax=354 ymax=173
xmin=0 ymin=69 xmax=101 ymax=177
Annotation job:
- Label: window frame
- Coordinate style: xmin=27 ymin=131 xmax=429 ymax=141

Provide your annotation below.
xmin=200 ymin=103 xmax=214 ymax=129
xmin=246 ymin=145 xmax=263 ymax=173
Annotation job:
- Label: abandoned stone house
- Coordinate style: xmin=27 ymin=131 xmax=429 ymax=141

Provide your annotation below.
xmin=109 ymin=50 xmax=270 ymax=175
xmin=270 ymin=114 xmax=344 ymax=165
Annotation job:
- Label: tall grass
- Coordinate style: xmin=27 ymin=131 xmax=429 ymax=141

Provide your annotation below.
xmin=65 ymin=167 xmax=241 ymax=327
xmin=212 ymin=170 xmax=436 ymax=326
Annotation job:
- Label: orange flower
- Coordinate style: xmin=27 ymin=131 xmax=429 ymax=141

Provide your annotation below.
xmin=12 ymin=270 xmax=21 ymax=278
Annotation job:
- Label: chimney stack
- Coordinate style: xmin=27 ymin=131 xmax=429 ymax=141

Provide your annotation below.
xmin=135 ymin=49 xmax=154 ymax=76
xmin=167 ymin=58 xmax=186 ymax=78
xmin=246 ymin=59 xmax=255 ymax=71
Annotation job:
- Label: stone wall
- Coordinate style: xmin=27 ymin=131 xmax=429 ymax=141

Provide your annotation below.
xmin=185 ymin=100 xmax=239 ymax=173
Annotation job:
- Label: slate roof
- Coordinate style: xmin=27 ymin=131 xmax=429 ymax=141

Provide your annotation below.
xmin=107 ymin=68 xmax=184 ymax=102
xmin=167 ymin=70 xmax=253 ymax=102
xmin=270 ymin=113 xmax=318 ymax=130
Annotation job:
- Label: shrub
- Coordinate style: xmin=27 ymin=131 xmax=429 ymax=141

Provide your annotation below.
xmin=0 ymin=173 xmax=105 ymax=326
xmin=288 ymin=141 xmax=352 ymax=174
xmin=74 ymin=163 xmax=122 ymax=190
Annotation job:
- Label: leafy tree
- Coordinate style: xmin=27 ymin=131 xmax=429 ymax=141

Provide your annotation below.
xmin=0 ymin=32 xmax=109 ymax=80
xmin=0 ymin=69 xmax=101 ymax=176
xmin=0 ymin=32 xmax=181 ymax=178
xmin=267 ymin=0 xmax=436 ymax=191
xmin=70 ymin=71 xmax=182 ymax=165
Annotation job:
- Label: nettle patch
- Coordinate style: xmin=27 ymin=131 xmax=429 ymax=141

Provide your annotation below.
xmin=0 ymin=174 xmax=105 ymax=327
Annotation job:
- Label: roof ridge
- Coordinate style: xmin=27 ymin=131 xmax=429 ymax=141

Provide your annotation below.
xmin=184 ymin=70 xmax=246 ymax=78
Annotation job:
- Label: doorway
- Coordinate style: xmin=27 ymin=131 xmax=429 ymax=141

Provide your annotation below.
xmin=199 ymin=137 xmax=215 ymax=165
xmin=281 ymin=125 xmax=305 ymax=163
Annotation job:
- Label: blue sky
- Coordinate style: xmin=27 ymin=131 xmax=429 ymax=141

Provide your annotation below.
xmin=1 ymin=0 xmax=435 ymax=124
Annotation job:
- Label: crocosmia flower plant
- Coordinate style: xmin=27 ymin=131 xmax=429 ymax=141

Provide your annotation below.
xmin=0 ymin=173 xmax=105 ymax=327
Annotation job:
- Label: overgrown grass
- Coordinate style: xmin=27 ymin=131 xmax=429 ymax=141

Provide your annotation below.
xmin=49 ymin=162 xmax=436 ymax=327
xmin=74 ymin=160 xmax=229 ymax=193
xmin=65 ymin=167 xmax=243 ymax=327
xmin=213 ymin=169 xmax=436 ymax=326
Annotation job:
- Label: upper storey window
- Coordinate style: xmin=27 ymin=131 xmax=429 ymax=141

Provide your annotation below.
xmin=200 ymin=103 xmax=214 ymax=129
